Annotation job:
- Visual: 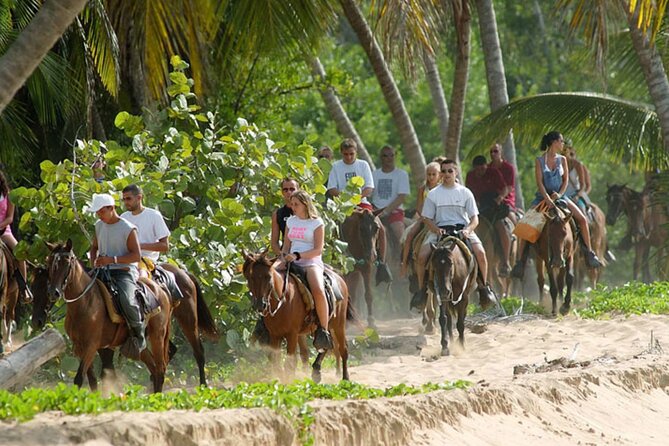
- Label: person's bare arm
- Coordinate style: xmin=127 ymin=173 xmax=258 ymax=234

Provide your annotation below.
xmin=141 ymin=236 xmax=169 ymax=253
xmin=270 ymin=210 xmax=282 ymax=255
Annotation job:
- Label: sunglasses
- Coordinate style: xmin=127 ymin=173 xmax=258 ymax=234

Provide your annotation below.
xmin=441 ymin=168 xmax=455 ymax=174
xmin=490 ymin=149 xmax=499 ymax=153
xmin=122 ymin=196 xmax=138 ymax=201
xmin=282 ymin=187 xmax=296 ymax=192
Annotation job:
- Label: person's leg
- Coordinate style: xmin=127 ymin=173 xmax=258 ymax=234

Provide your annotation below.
xmin=511 ymin=238 xmax=528 ymax=279
xmin=565 ymin=200 xmax=602 ymax=268
xmin=390 ymin=220 xmax=405 ymax=247
xmin=401 ymin=221 xmax=421 ymax=276
xmin=113 ymin=270 xmax=145 ymax=356
xmin=471 ymin=242 xmax=488 ymax=285
xmin=416 ymin=241 xmax=433 ymax=290
xmin=495 ymin=218 xmax=512 ymax=274
xmin=307 ymin=265 xmax=332 ymax=350
xmin=470 ymin=237 xmax=495 ymax=309
xmin=2 ymin=233 xmax=31 ymax=300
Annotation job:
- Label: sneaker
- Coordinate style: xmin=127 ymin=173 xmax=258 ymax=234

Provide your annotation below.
xmin=313 ymin=327 xmax=333 ymax=351
xmin=478 ymin=285 xmax=496 ymax=310
xmin=585 ymin=250 xmax=603 ymax=268
xmin=251 ymin=318 xmax=271 ymax=346
xmin=120 ymin=335 xmax=146 ymax=360
xmin=510 ymin=261 xmax=525 ymax=279
xmin=499 ymin=263 xmax=511 ymax=278
xmin=410 ymin=288 xmax=427 ymax=311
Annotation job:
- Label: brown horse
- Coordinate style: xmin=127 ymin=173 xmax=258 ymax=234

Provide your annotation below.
xmin=340 ymin=209 xmax=386 ymax=328
xmin=242 ymin=251 xmax=351 ymax=383
xmin=0 ymin=241 xmax=20 ymax=354
xmin=606 ymin=184 xmax=668 ymax=282
xmin=573 ymin=203 xmax=608 ymax=289
xmin=428 ymin=235 xmax=477 ymax=356
xmin=476 ymin=215 xmax=514 ymax=297
xmin=533 ymin=206 xmax=575 ymax=315
xmin=31 ymin=262 xmax=219 ymax=386
xmin=46 ymin=240 xmax=171 ymax=392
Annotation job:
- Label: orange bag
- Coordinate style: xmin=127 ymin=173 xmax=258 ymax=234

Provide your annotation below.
xmin=513 ymin=201 xmax=549 ymax=243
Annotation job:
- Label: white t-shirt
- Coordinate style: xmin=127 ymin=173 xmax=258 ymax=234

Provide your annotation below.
xmin=120 ymin=208 xmax=170 ymax=261
xmin=285 ymin=215 xmax=324 ymax=267
xmin=372 ymin=167 xmax=410 ymax=209
xmin=422 ymin=184 xmax=478 ymax=228
xmin=327 ymin=159 xmax=374 ymax=205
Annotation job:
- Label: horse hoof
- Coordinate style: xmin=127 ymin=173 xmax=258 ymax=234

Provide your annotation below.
xmin=424 ymin=326 xmax=435 ymax=335
xmin=312 ymin=371 xmax=322 ymax=383
xmin=367 ymin=317 xmax=377 ymax=330
xmin=441 ymin=348 xmax=450 ymax=356
xmin=559 ymin=304 xmax=571 ymax=316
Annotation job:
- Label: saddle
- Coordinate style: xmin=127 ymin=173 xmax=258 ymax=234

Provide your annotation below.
xmin=139 ymin=257 xmax=184 ymax=306
xmin=97 ymin=269 xmax=161 ymax=325
xmin=287 ymin=263 xmax=343 ymax=319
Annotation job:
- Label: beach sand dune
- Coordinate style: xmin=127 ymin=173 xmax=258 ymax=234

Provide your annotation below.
xmin=1 ymin=314 xmax=668 ymax=445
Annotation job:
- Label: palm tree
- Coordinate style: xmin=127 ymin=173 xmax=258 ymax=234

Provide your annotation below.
xmin=339 ymin=0 xmax=426 ymax=185
xmin=474 ymin=0 xmax=523 ymax=208
xmin=422 ymin=51 xmax=450 ymax=153
xmin=0 ymin=0 xmax=89 ymax=114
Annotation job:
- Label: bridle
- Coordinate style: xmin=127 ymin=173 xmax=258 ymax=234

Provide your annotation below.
xmin=249 ymin=262 xmax=288 ymax=318
xmin=49 ymin=251 xmax=98 ymax=304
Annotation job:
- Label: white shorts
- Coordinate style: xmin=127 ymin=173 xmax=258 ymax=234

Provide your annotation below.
xmin=422 ymin=230 xmax=481 ymax=247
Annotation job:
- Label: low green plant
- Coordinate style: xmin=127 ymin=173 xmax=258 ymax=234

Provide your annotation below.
xmin=0 ymin=379 xmax=469 ymax=445
xmin=575 ymin=281 xmax=669 ymax=319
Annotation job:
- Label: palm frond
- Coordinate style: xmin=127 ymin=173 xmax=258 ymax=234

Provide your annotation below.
xmin=0 ymin=100 xmax=36 ymax=168
xmin=80 ymin=0 xmax=120 ymax=97
xmin=465 ymin=92 xmax=668 ymax=170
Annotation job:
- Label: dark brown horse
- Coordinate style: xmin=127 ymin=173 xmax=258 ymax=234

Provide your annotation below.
xmin=31 ymin=262 xmax=219 ymax=386
xmin=606 ymin=184 xmax=668 ymax=282
xmin=340 ymin=209 xmax=386 ymax=328
xmin=476 ymin=215 xmax=514 ymax=297
xmin=46 ymin=240 xmax=171 ymax=392
xmin=242 ymin=251 xmax=351 ymax=383
xmin=428 ymin=236 xmax=477 ymax=356
xmin=533 ymin=206 xmax=575 ymax=315
xmin=0 ymin=241 xmax=20 ymax=354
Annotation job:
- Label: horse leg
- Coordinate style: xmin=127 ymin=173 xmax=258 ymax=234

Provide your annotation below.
xmin=560 ymin=259 xmax=574 ymax=316
xmin=285 ymin=333 xmax=299 ymax=379
xmin=423 ymin=291 xmax=436 ymax=335
xmin=311 ymin=351 xmax=326 ymax=383
xmin=333 ymin=323 xmax=349 ymax=381
xmin=548 ymin=271 xmax=558 ymax=316
xmin=438 ymin=302 xmax=450 ymax=356
xmin=76 ymin=349 xmax=98 ymax=390
xmin=456 ymin=304 xmax=465 ymax=349
xmin=536 ymin=255 xmax=546 ymax=303
xmin=298 ymin=335 xmax=310 ymax=370
xmin=98 ymin=348 xmax=116 ymax=381
xmin=175 ymin=306 xmax=207 ymax=386
xmin=362 ymin=264 xmax=376 ymax=329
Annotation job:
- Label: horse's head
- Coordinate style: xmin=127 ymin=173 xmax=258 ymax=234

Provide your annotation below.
xmin=545 ymin=206 xmax=572 ymax=269
xmin=341 ymin=210 xmax=380 ymax=261
xmin=45 ymin=239 xmax=76 ymax=300
xmin=30 ymin=265 xmax=52 ymax=329
xmin=429 ymin=241 xmax=455 ymax=302
xmin=605 ymin=184 xmax=627 ymax=226
xmin=241 ymin=250 xmax=277 ymax=313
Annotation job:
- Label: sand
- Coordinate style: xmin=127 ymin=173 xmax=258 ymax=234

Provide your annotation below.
xmin=1 ymin=314 xmax=668 ymax=445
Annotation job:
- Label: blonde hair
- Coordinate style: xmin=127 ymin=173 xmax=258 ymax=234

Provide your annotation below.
xmin=291 ymin=190 xmax=319 ymax=219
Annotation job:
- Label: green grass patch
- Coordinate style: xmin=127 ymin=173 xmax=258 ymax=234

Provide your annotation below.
xmin=575 ymin=281 xmax=669 ymax=319
xmin=0 ymin=379 xmax=469 ymax=445
xmin=468 ymin=296 xmax=547 ymax=316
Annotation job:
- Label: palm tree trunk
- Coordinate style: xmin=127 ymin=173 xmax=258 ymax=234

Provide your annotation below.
xmin=339 ymin=0 xmax=426 ymax=185
xmin=0 ymin=0 xmax=89 ymax=113
xmin=308 ymin=56 xmax=374 ymax=168
xmin=445 ymin=0 xmax=471 ymax=163
xmin=422 ymin=51 xmax=450 ymax=154
xmin=532 ymin=0 xmax=555 ymax=91
xmin=626 ymin=5 xmax=669 ymax=155
xmin=475 ymin=0 xmax=524 ymax=209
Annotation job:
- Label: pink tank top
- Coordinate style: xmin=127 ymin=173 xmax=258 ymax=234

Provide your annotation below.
xmin=0 ymin=194 xmax=13 ymax=236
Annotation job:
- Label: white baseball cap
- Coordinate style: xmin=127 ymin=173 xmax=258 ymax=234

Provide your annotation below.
xmin=88 ymin=193 xmax=116 ymax=212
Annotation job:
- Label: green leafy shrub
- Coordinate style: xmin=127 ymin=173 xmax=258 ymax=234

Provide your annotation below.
xmin=576 ymin=282 xmax=669 ymax=319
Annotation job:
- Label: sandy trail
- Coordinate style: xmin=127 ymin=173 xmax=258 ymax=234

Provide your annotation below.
xmin=1 ymin=314 xmax=668 ymax=445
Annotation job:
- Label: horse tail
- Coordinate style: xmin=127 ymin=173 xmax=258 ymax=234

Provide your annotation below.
xmin=188 ymin=272 xmax=219 ymax=341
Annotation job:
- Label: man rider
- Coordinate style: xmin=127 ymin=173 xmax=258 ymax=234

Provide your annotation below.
xmin=372 ymin=145 xmax=410 ymax=246
xmin=413 ymin=159 xmax=496 ymax=309
xmin=89 ymin=193 xmax=145 ymax=359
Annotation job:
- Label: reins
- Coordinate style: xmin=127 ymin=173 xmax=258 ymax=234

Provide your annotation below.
xmin=51 ymin=251 xmax=99 ymax=304
xmin=254 ymin=261 xmax=289 ymax=318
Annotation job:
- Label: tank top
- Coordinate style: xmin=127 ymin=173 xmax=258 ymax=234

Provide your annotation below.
xmin=95 ymin=217 xmax=139 ymax=278
xmin=565 ymin=166 xmax=580 ymax=197
xmin=276 ymin=205 xmax=293 ymax=241
xmin=537 ymin=154 xmax=565 ymax=194
xmin=0 ymin=194 xmax=12 ymax=236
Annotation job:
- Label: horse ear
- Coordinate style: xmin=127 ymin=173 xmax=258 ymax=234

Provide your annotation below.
xmin=65 ymin=238 xmax=73 ymax=251
xmin=241 ymin=249 xmax=251 ymax=261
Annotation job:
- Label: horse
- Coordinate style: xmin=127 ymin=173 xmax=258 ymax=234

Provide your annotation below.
xmin=241 ymin=251 xmax=351 ymax=383
xmin=428 ymin=235 xmax=477 ymax=356
xmin=31 ymin=261 xmax=219 ymax=386
xmin=606 ymin=184 xmax=668 ymax=282
xmin=475 ymin=215 xmax=514 ymax=297
xmin=572 ymin=203 xmax=608 ymax=289
xmin=0 ymin=241 xmax=20 ymax=354
xmin=340 ymin=209 xmax=386 ymax=328
xmin=533 ymin=205 xmax=575 ymax=315
xmin=45 ymin=240 xmax=171 ymax=393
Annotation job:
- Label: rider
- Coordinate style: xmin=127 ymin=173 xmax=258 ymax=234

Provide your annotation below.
xmin=413 ymin=159 xmax=496 ymax=309
xmin=465 ymin=155 xmax=513 ymax=276
xmin=0 ymin=169 xmax=32 ymax=301
xmin=401 ymin=161 xmax=441 ymax=277
xmin=317 ymin=146 xmax=334 ymax=161
xmin=89 ymin=193 xmax=145 ymax=358
xmin=562 ymin=140 xmax=591 ymax=215
xmin=488 ymin=143 xmax=517 ymax=222
xmin=120 ymin=184 xmax=171 ymax=277
xmin=511 ymin=132 xmax=603 ymax=279
xmin=327 ymin=138 xmax=390 ymax=282
xmin=372 ymin=145 xmax=410 ymax=245
xmin=281 ymin=190 xmax=332 ymax=351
